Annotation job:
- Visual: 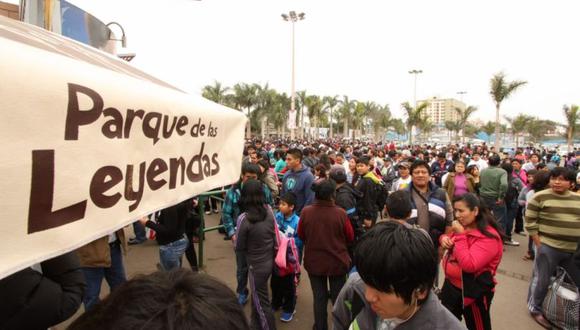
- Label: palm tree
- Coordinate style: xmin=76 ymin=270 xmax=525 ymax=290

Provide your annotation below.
xmin=372 ymin=104 xmax=392 ymax=142
xmin=232 ymin=83 xmax=258 ymax=139
xmin=481 ymin=121 xmax=496 ymax=143
xmin=402 ymin=101 xmax=428 ymax=146
xmin=455 ymin=106 xmax=478 ymax=143
xmin=416 ymin=114 xmax=434 ymax=143
xmin=563 ymin=104 xmax=580 ymax=152
xmin=305 ymin=95 xmax=323 ymax=138
xmin=201 ymin=81 xmax=230 ymax=104
xmin=391 ymin=118 xmax=406 ymax=139
xmin=444 ymin=120 xmax=456 ymax=142
xmin=352 ymin=102 xmax=366 ymax=138
xmin=338 ymin=95 xmax=356 ymax=138
xmin=323 ymin=95 xmax=339 ymax=138
xmin=490 ymin=72 xmax=527 ymax=150
xmin=504 ymin=114 xmax=532 ymax=148
xmin=463 ymin=124 xmax=479 ymax=141
xmin=527 ymin=118 xmax=557 ymax=143
xmin=296 ymin=90 xmax=307 ymax=138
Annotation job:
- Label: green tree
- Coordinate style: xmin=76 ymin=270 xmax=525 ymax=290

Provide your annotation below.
xmin=563 ymin=104 xmax=580 ymax=152
xmin=504 ymin=114 xmax=533 ymax=148
xmin=352 ymin=102 xmax=366 ymax=138
xmin=463 ymin=124 xmax=479 ymax=140
xmin=372 ymin=104 xmax=392 ymax=142
xmin=391 ymin=118 xmax=406 ymax=137
xmin=338 ymin=95 xmax=356 ymax=138
xmin=402 ymin=101 xmax=428 ymax=145
xmin=305 ymin=95 xmax=323 ymax=138
xmin=232 ymin=83 xmax=258 ymax=138
xmin=490 ymin=72 xmax=527 ymax=150
xmin=201 ymin=80 xmax=230 ymax=104
xmin=481 ymin=121 xmax=496 ymax=143
xmin=295 ymin=90 xmax=307 ymax=138
xmin=323 ymin=95 xmax=339 ymax=138
xmin=455 ymin=106 xmax=478 ymax=143
xmin=527 ymin=118 xmax=557 ymax=143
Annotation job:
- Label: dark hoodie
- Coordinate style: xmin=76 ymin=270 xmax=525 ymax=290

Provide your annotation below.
xmin=282 ymin=165 xmax=315 ymax=214
xmin=336 ymin=182 xmax=364 ymax=240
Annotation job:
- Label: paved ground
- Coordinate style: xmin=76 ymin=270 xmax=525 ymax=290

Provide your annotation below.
xmin=56 ymin=213 xmax=543 ymax=329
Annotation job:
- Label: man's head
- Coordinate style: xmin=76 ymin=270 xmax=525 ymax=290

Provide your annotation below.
xmin=285 ymin=148 xmax=303 ymax=170
xmin=488 ymin=154 xmax=501 ymax=167
xmin=279 ymin=192 xmax=296 ymax=216
xmin=329 ymin=167 xmax=347 ymax=184
xmin=356 ymin=156 xmax=371 ymax=175
xmin=336 ymin=153 xmax=345 ymax=165
xmin=549 ymin=167 xmax=575 ymax=194
xmin=385 ymin=190 xmax=413 ymax=221
xmin=249 ymin=151 xmax=259 ymax=164
xmin=437 ymin=152 xmax=446 ymax=162
xmin=472 ymin=152 xmax=480 ymax=161
xmin=397 ymin=162 xmax=411 ymax=178
xmin=410 ymin=160 xmax=431 ymax=189
xmin=354 ymin=222 xmax=436 ymax=319
xmin=312 ymin=179 xmax=336 ymax=201
xmin=241 ymin=163 xmax=260 ymax=183
xmin=68 ymin=269 xmax=249 ymax=330
xmin=530 ymin=153 xmax=540 ymax=164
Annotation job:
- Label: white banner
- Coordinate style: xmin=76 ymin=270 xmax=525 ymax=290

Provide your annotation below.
xmin=0 ymin=17 xmax=247 ymax=279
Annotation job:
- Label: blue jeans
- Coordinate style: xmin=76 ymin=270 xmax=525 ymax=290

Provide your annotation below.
xmin=81 ymin=242 xmax=127 ymax=310
xmin=236 ymin=250 xmax=249 ymax=295
xmin=504 ymin=200 xmax=518 ymax=240
xmin=482 ymin=197 xmax=506 ymax=237
xmin=159 ymin=236 xmax=188 ymax=271
xmin=132 ymin=221 xmax=146 ymax=242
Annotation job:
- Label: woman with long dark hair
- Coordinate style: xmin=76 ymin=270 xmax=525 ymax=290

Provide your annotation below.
xmin=235 ymin=179 xmax=277 ymax=330
xmin=439 ymin=193 xmax=504 ymax=330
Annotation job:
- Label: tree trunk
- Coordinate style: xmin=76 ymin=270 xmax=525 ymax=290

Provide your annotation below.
xmin=343 ymin=119 xmax=349 ymax=137
xmin=246 ymin=108 xmax=251 ymax=139
xmin=494 ymin=103 xmax=501 ymax=151
xmin=515 ymin=134 xmax=519 ymax=148
xmin=408 ymin=124 xmax=413 ymax=146
xmin=330 ymin=107 xmax=334 ymax=139
xmin=567 ymin=130 xmax=573 ymax=153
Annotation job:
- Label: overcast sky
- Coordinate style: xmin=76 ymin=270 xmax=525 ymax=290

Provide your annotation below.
xmin=12 ymin=0 xmax=579 ymax=124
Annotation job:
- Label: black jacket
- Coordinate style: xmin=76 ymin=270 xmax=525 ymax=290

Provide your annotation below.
xmin=0 ymin=252 xmax=85 ymax=330
xmin=355 ymin=176 xmax=379 ymax=221
xmin=335 ymin=183 xmax=361 ymax=217
xmin=146 ymin=200 xmax=189 ymax=245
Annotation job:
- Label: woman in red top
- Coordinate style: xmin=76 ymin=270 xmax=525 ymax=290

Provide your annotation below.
xmin=439 ymin=193 xmax=504 ymax=330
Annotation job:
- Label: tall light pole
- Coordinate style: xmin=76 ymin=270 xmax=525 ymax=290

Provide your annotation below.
xmin=408 ymin=69 xmax=423 ymax=108
xmin=408 ymin=69 xmax=422 ymax=145
xmin=282 ymin=11 xmax=305 ymax=141
xmin=456 ymin=91 xmax=467 ymax=102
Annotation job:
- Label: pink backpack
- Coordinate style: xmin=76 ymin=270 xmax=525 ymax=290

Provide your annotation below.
xmin=270 ymin=207 xmax=301 ymax=277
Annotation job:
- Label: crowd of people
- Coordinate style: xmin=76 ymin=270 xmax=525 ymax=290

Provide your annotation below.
xmin=1 ymin=137 xmax=579 ymax=330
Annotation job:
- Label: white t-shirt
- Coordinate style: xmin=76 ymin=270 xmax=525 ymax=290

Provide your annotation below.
xmin=391 ymin=176 xmax=412 ymax=192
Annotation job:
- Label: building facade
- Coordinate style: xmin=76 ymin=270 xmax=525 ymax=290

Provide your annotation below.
xmin=0 ymin=1 xmax=18 ymax=19
xmin=418 ymin=97 xmax=466 ymax=127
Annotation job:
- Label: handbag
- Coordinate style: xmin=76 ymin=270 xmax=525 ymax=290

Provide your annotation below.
xmin=542 ymin=267 xmax=580 ymax=330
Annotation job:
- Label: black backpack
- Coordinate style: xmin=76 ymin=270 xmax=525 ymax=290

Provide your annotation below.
xmin=504 ymin=178 xmax=519 ymax=204
xmin=374 ymin=180 xmax=388 ymax=215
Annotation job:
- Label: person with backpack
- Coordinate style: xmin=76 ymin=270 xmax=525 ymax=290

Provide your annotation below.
xmin=501 ymin=162 xmax=524 ymax=246
xmin=355 ymin=156 xmax=385 ymax=229
xmin=298 ymin=179 xmax=354 ymax=330
xmin=271 ymin=192 xmax=302 ymax=323
xmin=235 ymin=179 xmax=277 ymax=330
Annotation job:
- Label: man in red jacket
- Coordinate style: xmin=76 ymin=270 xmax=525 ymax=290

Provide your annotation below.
xmin=298 ymin=179 xmax=354 ymax=330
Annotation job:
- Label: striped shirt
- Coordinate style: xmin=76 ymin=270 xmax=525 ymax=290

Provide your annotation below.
xmin=525 ymin=189 xmax=580 ymax=252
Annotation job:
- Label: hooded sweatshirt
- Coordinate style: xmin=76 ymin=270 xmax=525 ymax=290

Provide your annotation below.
xmin=282 ymin=165 xmax=315 ymax=215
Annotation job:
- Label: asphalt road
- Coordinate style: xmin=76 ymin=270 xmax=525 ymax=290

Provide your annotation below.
xmin=56 ymin=213 xmax=543 ymax=330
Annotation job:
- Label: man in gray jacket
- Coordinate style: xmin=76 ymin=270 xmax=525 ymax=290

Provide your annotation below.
xmin=332 ymin=222 xmax=466 ymax=330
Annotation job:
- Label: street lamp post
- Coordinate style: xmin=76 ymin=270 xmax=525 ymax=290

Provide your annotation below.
xmin=408 ymin=69 xmax=423 ymax=108
xmin=457 ymin=91 xmax=467 ymax=102
xmin=408 ymin=69 xmax=422 ymax=145
xmin=282 ymin=11 xmax=305 ymax=141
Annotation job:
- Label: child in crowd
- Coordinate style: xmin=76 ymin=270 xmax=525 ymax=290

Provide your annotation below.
xmin=271 ymin=192 xmax=302 ymax=322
